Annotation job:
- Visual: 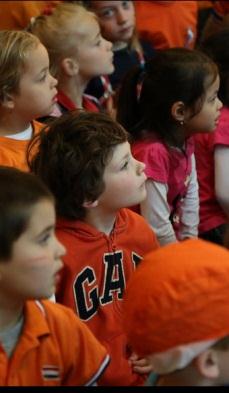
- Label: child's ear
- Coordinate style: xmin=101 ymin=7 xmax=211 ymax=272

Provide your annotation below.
xmin=83 ymin=200 xmax=98 ymax=209
xmin=171 ymin=101 xmax=186 ymax=123
xmin=61 ymin=58 xmax=79 ymax=76
xmin=1 ymin=92 xmax=15 ymax=110
xmin=194 ymin=349 xmax=219 ymax=380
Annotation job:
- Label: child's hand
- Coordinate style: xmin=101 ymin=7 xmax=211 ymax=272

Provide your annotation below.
xmin=128 ymin=352 xmax=154 ymax=375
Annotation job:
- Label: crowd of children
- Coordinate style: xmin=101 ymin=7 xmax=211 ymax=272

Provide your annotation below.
xmin=0 ymin=0 xmax=229 ymax=387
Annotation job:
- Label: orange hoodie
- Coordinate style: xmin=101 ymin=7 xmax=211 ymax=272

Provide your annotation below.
xmin=56 ymin=208 xmax=159 ymax=386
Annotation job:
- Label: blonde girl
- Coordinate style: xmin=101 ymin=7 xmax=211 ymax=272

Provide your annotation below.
xmin=28 ymin=2 xmax=114 ymax=117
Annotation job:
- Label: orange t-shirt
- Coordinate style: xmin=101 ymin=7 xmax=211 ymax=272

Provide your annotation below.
xmin=0 ymin=120 xmax=43 ymax=172
xmin=0 ymin=1 xmax=60 ymax=30
xmin=0 ymin=300 xmax=109 ymax=386
xmin=135 ymin=1 xmax=198 ymax=49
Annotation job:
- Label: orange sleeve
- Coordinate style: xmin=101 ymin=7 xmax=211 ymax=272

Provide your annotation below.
xmin=64 ymin=314 xmax=110 ymax=386
xmin=44 ymin=302 xmax=109 ymax=386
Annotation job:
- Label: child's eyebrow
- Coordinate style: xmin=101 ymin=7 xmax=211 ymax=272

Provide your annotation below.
xmin=100 ymin=5 xmax=114 ymax=10
xmin=35 ymin=225 xmax=54 ymax=238
xmin=121 ymin=152 xmax=130 ymax=161
xmin=208 ymin=89 xmax=218 ymax=99
xmin=93 ymin=32 xmax=101 ymax=40
xmin=38 ymin=66 xmax=49 ymax=75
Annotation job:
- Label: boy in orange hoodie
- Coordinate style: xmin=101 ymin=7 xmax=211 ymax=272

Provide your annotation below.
xmin=28 ymin=110 xmax=159 ymax=386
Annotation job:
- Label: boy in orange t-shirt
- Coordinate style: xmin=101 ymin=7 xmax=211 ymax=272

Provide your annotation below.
xmin=0 ymin=166 xmax=109 ymax=386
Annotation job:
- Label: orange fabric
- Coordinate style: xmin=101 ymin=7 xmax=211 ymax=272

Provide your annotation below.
xmin=56 ymin=208 xmax=159 ymax=386
xmin=0 ymin=120 xmax=43 ymax=172
xmin=0 ymin=1 xmax=60 ymax=30
xmin=0 ymin=300 xmax=109 ymax=386
xmin=123 ymin=239 xmax=229 ymax=357
xmin=213 ymin=1 xmax=229 ymax=17
xmin=197 ymin=1 xmax=213 ymax=10
xmin=135 ymin=1 xmax=198 ymax=49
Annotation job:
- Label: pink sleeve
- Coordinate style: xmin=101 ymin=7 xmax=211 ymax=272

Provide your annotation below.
xmin=214 ymin=108 xmax=229 ymax=146
xmin=132 ymin=141 xmax=169 ymax=183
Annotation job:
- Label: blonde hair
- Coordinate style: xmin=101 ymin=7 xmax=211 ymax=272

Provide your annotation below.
xmin=0 ymin=30 xmax=40 ymax=102
xmin=28 ymin=2 xmax=98 ymax=78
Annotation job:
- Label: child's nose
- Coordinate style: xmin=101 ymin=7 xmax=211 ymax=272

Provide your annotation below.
xmin=217 ymin=97 xmax=223 ymax=110
xmin=56 ymin=238 xmax=66 ymax=258
xmin=117 ymin=9 xmax=128 ymax=24
xmin=137 ymin=160 xmax=145 ymax=174
xmin=51 ymin=74 xmax=58 ymax=88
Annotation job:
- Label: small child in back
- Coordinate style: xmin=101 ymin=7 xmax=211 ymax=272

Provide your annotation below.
xmin=84 ymin=0 xmax=155 ymax=112
xmin=0 ymin=166 xmax=109 ymax=386
xmin=0 ymin=30 xmax=57 ymax=171
xmin=117 ymin=48 xmax=222 ymax=245
xmin=123 ymin=238 xmax=229 ymax=386
xmin=28 ymin=110 xmax=159 ymax=386
xmin=194 ymin=29 xmax=229 ymax=245
xmin=28 ymin=2 xmax=114 ymax=118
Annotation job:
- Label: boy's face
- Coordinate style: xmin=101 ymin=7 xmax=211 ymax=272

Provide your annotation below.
xmin=92 ymin=1 xmax=135 ymax=43
xmin=10 ymin=43 xmax=58 ymax=122
xmin=98 ymin=141 xmax=146 ymax=211
xmin=0 ymin=199 xmax=65 ymax=301
xmin=72 ymin=17 xmax=114 ymax=79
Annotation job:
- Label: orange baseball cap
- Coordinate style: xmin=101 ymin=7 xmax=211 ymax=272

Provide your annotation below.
xmin=123 ymin=239 xmax=229 ymax=359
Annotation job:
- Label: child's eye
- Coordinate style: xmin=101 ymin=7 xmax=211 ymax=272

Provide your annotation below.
xmin=209 ymin=96 xmax=217 ymax=103
xmin=38 ymin=233 xmax=51 ymax=245
xmin=122 ymin=1 xmax=130 ymax=9
xmin=39 ymin=73 xmax=47 ymax=82
xmin=121 ymin=160 xmax=129 ymax=170
xmin=101 ymin=8 xmax=114 ymax=18
xmin=95 ymin=39 xmax=102 ymax=46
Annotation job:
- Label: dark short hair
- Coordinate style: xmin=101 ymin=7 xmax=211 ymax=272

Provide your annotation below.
xmin=201 ymin=29 xmax=229 ymax=107
xmin=28 ymin=111 xmax=128 ymax=220
xmin=117 ymin=47 xmax=218 ymax=146
xmin=0 ymin=166 xmax=53 ymax=260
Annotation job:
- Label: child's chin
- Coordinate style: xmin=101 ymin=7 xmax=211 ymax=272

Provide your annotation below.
xmin=136 ymin=193 xmax=147 ymax=205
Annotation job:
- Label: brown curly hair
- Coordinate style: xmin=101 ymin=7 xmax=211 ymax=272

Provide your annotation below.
xmin=28 ymin=110 xmax=128 ymax=220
